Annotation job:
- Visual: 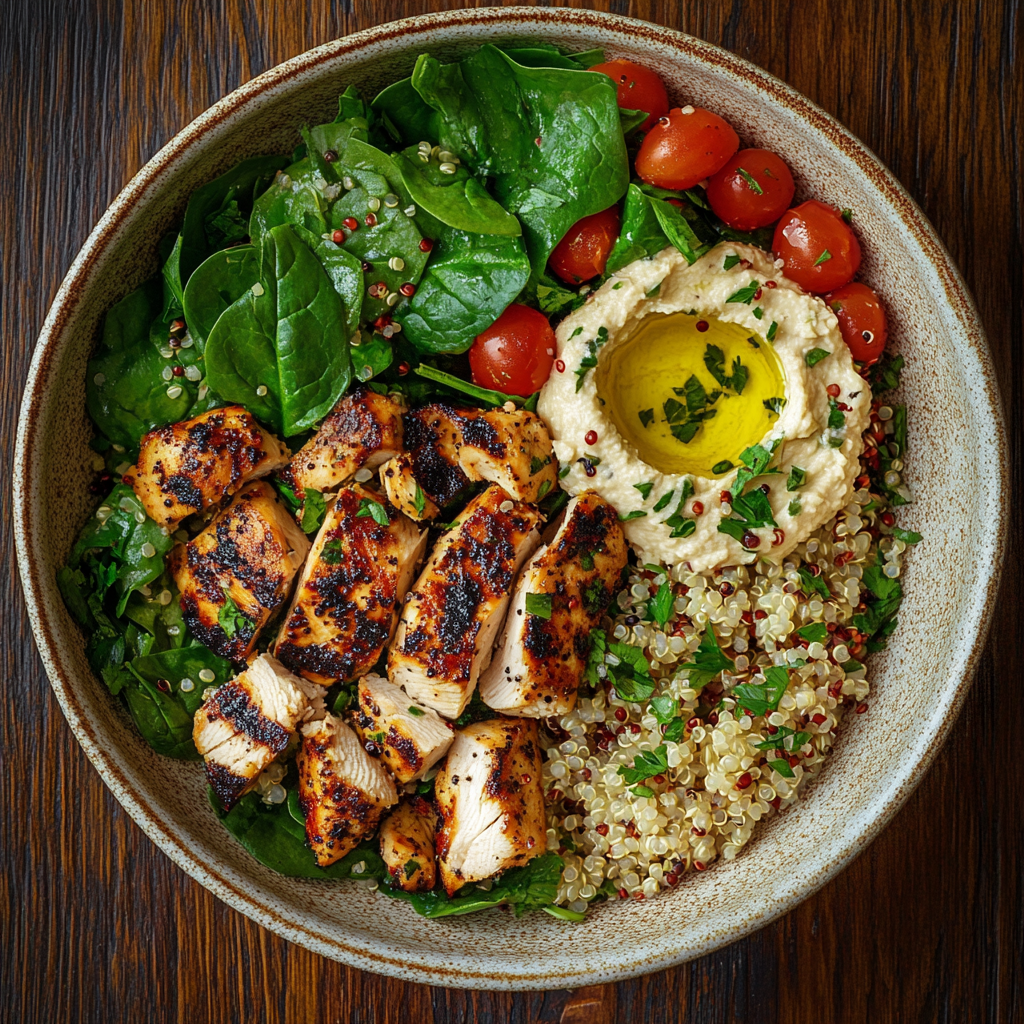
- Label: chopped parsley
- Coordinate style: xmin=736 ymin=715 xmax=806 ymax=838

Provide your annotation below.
xmin=356 ymin=496 xmax=390 ymax=526
xmin=869 ymin=353 xmax=904 ymax=392
xmin=753 ymin=725 xmax=810 ymax=751
xmin=648 ymin=582 xmax=675 ymax=627
xmin=763 ymin=396 xmax=785 ymax=415
xmin=723 ymin=253 xmax=741 ymax=270
xmin=634 ymin=481 xmax=654 ymax=501
xmin=664 ymin=479 xmax=696 ymax=538
xmin=529 ymin=455 xmax=547 ymax=475
xmin=813 ymin=249 xmax=832 ymax=266
xmin=412 ymin=482 xmax=426 ymax=517
xmin=631 ymin=785 xmax=655 ymax=798
xmin=653 ymin=490 xmax=674 ymax=513
xmin=737 ymin=168 xmax=764 ymax=194
xmin=618 ymin=744 xmax=670 ymax=785
xmin=854 ymin=565 xmax=904 ymax=651
xmin=797 ymin=566 xmax=830 ymax=599
xmin=407 ymin=706 xmax=426 ymax=717
xmin=788 ymin=499 xmax=802 ymax=516
xmin=726 ymin=280 xmax=760 ymax=305
xmin=767 ymin=321 xmax=778 ymax=342
xmin=217 ymin=592 xmax=250 ymax=639
xmin=828 ymin=398 xmax=846 ymax=430
xmin=704 ymin=343 xmax=749 ymax=394
xmin=732 ymin=666 xmax=790 ymax=717
xmin=403 ymin=859 xmax=420 ymax=879
xmin=320 ymin=538 xmax=344 ymax=564
xmin=664 ymin=376 xmax=722 ymax=443
xmin=619 ymin=510 xmax=647 ymax=522
xmin=841 ymin=207 xmax=853 ymax=223
xmin=678 ymin=626 xmax=734 ymax=689
xmin=732 ymin=439 xmax=782 ymax=495
xmin=525 ymin=593 xmax=553 ymax=619
xmin=795 ymin=622 xmax=828 ymax=644
xmin=805 ymin=347 xmax=831 ymax=367
xmin=768 ymin=759 xmax=796 ymax=778
xmin=649 ymin=695 xmax=679 ymax=723
xmin=753 ymin=307 xmax=764 ymax=320
xmin=537 ymin=479 xmax=552 ymax=499
xmin=299 ymin=488 xmax=327 ymax=533
xmin=893 ymin=526 xmax=922 ymax=544
xmin=712 ymin=459 xmax=734 ymax=475
xmin=638 ymin=407 xmax=655 ymax=428
xmin=787 ymin=466 xmax=807 ymax=490
xmin=612 ymin=281 xmax=623 ymax=290
xmin=646 ymin=282 xmax=662 ymax=298
xmin=586 ymin=634 xmax=657 ymax=702
xmin=559 ymin=464 xmax=572 ymax=479
xmin=574 ymin=326 xmax=609 ymax=392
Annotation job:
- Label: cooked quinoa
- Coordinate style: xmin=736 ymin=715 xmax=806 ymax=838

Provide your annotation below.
xmin=544 ymin=407 xmax=913 ymax=912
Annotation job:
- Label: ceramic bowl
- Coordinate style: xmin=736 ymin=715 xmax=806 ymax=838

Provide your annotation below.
xmin=14 ymin=6 xmax=1006 ymax=989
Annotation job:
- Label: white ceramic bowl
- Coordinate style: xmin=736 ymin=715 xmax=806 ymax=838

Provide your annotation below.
xmin=14 ymin=7 xmax=1006 ymax=989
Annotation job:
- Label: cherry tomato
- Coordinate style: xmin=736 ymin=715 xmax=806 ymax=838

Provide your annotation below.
xmin=591 ymin=59 xmax=669 ymax=132
xmin=824 ymin=282 xmax=888 ymax=364
xmin=469 ymin=304 xmax=556 ymax=394
xmin=706 ymin=148 xmax=796 ymax=230
xmin=635 ymin=107 xmax=740 ymax=191
xmin=548 ymin=207 xmax=621 ymax=285
xmin=771 ymin=200 xmax=861 ymax=293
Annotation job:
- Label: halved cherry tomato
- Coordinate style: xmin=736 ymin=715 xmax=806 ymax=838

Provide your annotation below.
xmin=824 ymin=282 xmax=888 ymax=364
xmin=549 ymin=207 xmax=621 ymax=284
xmin=706 ymin=148 xmax=795 ymax=230
xmin=591 ymin=59 xmax=669 ymax=132
xmin=772 ymin=200 xmax=861 ymax=293
xmin=635 ymin=107 xmax=739 ymax=191
xmin=469 ymin=304 xmax=556 ymax=395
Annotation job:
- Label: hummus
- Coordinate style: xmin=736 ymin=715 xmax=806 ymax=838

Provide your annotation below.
xmin=537 ymin=242 xmax=871 ymax=572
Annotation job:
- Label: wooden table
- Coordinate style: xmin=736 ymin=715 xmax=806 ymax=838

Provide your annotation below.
xmin=3 ymin=2 xmax=1021 ymax=1021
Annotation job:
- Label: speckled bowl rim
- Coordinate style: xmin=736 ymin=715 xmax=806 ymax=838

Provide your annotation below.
xmin=14 ymin=6 xmax=1006 ymax=990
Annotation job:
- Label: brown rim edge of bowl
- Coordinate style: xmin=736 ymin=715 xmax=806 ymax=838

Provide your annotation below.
xmin=13 ymin=6 xmax=1008 ymax=990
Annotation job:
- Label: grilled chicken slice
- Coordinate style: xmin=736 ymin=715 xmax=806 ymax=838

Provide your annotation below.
xmin=124 ymin=405 xmax=290 ymax=528
xmin=279 ymin=387 xmax=405 ymax=499
xmin=354 ymin=674 xmax=454 ymax=783
xmin=388 ymin=485 xmax=542 ymax=719
xmin=170 ymin=481 xmax=309 ymax=661
xmin=380 ymin=404 xmax=558 ymax=521
xmin=297 ymin=713 xmax=398 ymax=867
xmin=379 ymin=798 xmax=438 ymax=892
xmin=434 ymin=718 xmax=546 ymax=894
xmin=274 ymin=485 xmax=427 ymax=685
xmin=194 ymin=654 xmax=325 ymax=810
xmin=480 ymin=492 xmax=628 ymax=717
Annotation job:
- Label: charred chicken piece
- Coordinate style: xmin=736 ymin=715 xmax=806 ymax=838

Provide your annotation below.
xmin=124 ymin=405 xmax=290 ymax=528
xmin=193 ymin=654 xmax=324 ymax=810
xmin=354 ymin=673 xmax=454 ymax=784
xmin=278 ymin=387 xmax=405 ymax=499
xmin=388 ymin=484 xmax=542 ymax=719
xmin=274 ymin=485 xmax=427 ymax=685
xmin=480 ymin=492 xmax=627 ymax=717
xmin=380 ymin=404 xmax=557 ymax=522
xmin=379 ymin=798 xmax=438 ymax=892
xmin=297 ymin=713 xmax=398 ymax=867
xmin=170 ymin=481 xmax=309 ymax=661
xmin=434 ymin=718 xmax=546 ymax=895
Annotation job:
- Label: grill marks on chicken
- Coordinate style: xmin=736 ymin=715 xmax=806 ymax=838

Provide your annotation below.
xmin=480 ymin=492 xmax=628 ymax=717
xmin=124 ymin=405 xmax=290 ymax=528
xmin=297 ymin=713 xmax=398 ymax=867
xmin=354 ymin=674 xmax=454 ymax=783
xmin=194 ymin=654 xmax=325 ymax=809
xmin=389 ymin=485 xmax=542 ymax=719
xmin=274 ymin=486 xmax=427 ymax=685
xmin=381 ymin=405 xmax=558 ymax=522
xmin=379 ymin=798 xmax=438 ymax=892
xmin=434 ymin=718 xmax=546 ymax=895
xmin=279 ymin=387 xmax=405 ymax=499
xmin=170 ymin=481 xmax=309 ymax=661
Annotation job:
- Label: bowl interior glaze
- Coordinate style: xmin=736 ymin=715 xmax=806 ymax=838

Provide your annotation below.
xmin=14 ymin=7 xmax=1005 ymax=989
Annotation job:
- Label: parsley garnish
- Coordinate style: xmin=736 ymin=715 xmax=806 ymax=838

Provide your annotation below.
xmin=704 ymin=344 xmax=749 ymax=394
xmin=828 ymin=398 xmax=846 ymax=430
xmin=649 ymin=695 xmax=679 ymax=723
xmin=763 ymin=397 xmax=785 ymax=415
xmin=537 ymin=479 xmax=552 ymax=499
xmin=788 ymin=499 xmax=802 ymax=516
xmin=403 ymin=859 xmax=420 ymax=879
xmin=841 ymin=208 xmax=853 ymax=223
xmin=320 ymin=538 xmax=344 ymax=564
xmin=648 ymin=582 xmax=675 ymax=627
xmin=787 ymin=466 xmax=807 ymax=490
xmin=300 ymin=488 xmax=327 ymax=533
xmin=678 ymin=626 xmax=734 ymax=689
xmin=619 ymin=510 xmax=647 ymax=522
xmin=893 ymin=526 xmax=922 ymax=544
xmin=723 ymin=253 xmax=741 ymax=270
xmin=797 ymin=566 xmax=830 ymax=599
xmin=574 ymin=327 xmax=609 ymax=392
xmin=407 ymin=705 xmax=425 ymax=717
xmin=618 ymin=744 xmax=670 ymax=785
xmin=753 ymin=307 xmax=764 ymax=320
xmin=795 ymin=622 xmax=828 ymax=644
xmin=854 ymin=565 xmax=904 ymax=651
xmin=767 ymin=321 xmax=778 ymax=342
xmin=813 ymin=249 xmax=832 ymax=266
xmin=732 ymin=438 xmax=782 ymax=495
xmin=529 ymin=456 xmax=546 ymax=475
xmin=753 ymin=725 xmax=810 ymax=751
xmin=737 ymin=168 xmax=764 ymax=194
xmin=869 ymin=353 xmax=904 ymax=393
xmin=558 ymin=464 xmax=571 ymax=480
xmin=768 ymin=759 xmax=796 ymax=778
xmin=218 ymin=592 xmax=250 ymax=640
xmin=726 ymin=280 xmax=760 ymax=305
xmin=732 ymin=665 xmax=790 ymax=717
xmin=663 ymin=376 xmax=722 ymax=443
xmin=525 ymin=593 xmax=553 ymax=619
xmin=634 ymin=481 xmax=654 ymax=501
xmin=664 ymin=479 xmax=696 ymax=537
xmin=632 ymin=785 xmax=655 ymax=798
xmin=638 ymin=408 xmax=655 ymax=428
xmin=412 ymin=483 xmax=426 ymax=517
xmin=653 ymin=490 xmax=674 ymax=513
xmin=356 ymin=496 xmax=390 ymax=526
xmin=805 ymin=348 xmax=831 ymax=367
xmin=712 ymin=460 xmax=734 ymax=475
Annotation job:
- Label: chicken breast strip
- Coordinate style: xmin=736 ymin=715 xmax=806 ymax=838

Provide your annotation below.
xmin=379 ymin=798 xmax=438 ymax=892
xmin=434 ymin=718 xmax=546 ymax=895
xmin=194 ymin=653 xmax=324 ymax=809
xmin=388 ymin=484 xmax=542 ymax=719
xmin=124 ymin=405 xmax=290 ymax=528
xmin=479 ymin=492 xmax=627 ymax=717
xmin=274 ymin=485 xmax=427 ymax=685
xmin=170 ymin=481 xmax=309 ymax=662
xmin=297 ymin=713 xmax=397 ymax=867
xmin=354 ymin=673 xmax=454 ymax=783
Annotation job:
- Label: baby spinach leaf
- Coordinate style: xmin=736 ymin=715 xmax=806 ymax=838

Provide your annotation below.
xmin=371 ymin=76 xmax=442 ymax=148
xmin=123 ymin=672 xmax=200 ymax=760
xmin=182 ymin=245 xmax=260 ymax=347
xmin=350 ymin=332 xmax=394 ymax=381
xmin=411 ymin=45 xmax=629 ymax=271
xmin=129 ymin=643 xmax=233 ymax=717
xmin=649 ymin=196 xmax=710 ymax=264
xmin=205 ymin=223 xmax=352 ymax=436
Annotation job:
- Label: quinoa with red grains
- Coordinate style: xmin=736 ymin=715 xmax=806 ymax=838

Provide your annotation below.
xmin=544 ymin=404 xmax=913 ymax=912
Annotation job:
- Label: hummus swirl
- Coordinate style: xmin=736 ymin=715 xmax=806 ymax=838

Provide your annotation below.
xmin=538 ymin=242 xmax=872 ymax=572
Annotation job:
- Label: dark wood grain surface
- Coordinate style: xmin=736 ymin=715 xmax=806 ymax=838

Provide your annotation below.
xmin=2 ymin=1 xmax=1022 ymax=1021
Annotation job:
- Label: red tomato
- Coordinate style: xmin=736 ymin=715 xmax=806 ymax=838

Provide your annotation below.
xmin=548 ymin=207 xmax=621 ymax=284
xmin=469 ymin=304 xmax=556 ymax=394
xmin=706 ymin=148 xmax=796 ymax=230
xmin=772 ymin=200 xmax=862 ymax=293
xmin=591 ymin=59 xmax=669 ymax=132
xmin=635 ymin=107 xmax=739 ymax=191
xmin=824 ymin=282 xmax=888 ymax=364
